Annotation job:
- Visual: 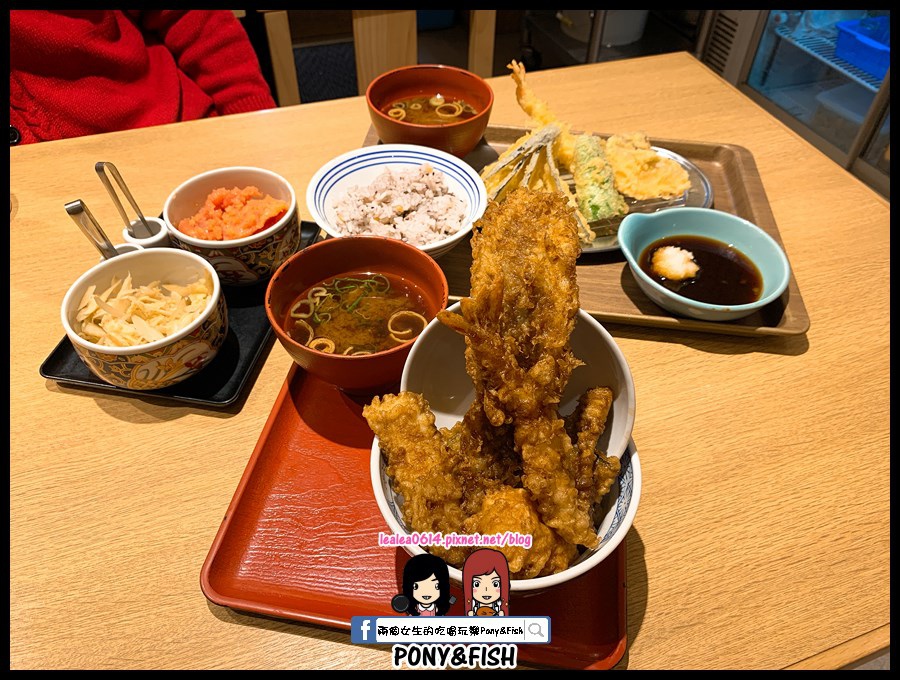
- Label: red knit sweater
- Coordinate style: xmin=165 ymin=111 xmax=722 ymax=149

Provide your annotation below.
xmin=10 ymin=10 xmax=277 ymax=144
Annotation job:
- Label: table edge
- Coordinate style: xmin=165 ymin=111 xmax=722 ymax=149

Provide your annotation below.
xmin=784 ymin=624 xmax=890 ymax=670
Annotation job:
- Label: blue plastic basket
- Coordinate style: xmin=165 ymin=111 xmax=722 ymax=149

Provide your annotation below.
xmin=835 ymin=16 xmax=890 ymax=80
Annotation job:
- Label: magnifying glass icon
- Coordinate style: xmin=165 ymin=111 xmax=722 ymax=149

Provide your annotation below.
xmin=528 ymin=622 xmax=543 ymax=636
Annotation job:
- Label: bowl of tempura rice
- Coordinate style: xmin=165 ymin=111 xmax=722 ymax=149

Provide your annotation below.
xmin=369 ymin=301 xmax=640 ymax=593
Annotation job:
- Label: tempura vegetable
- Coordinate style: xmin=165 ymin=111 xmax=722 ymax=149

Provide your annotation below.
xmin=543 ymin=148 xmax=596 ymax=244
xmin=479 ymin=124 xmax=596 ymax=245
xmin=480 ymin=124 xmax=560 ymax=201
xmin=572 ymin=134 xmax=628 ymax=225
xmin=604 ymin=132 xmax=691 ymax=200
xmin=505 ymin=61 xmax=693 ymax=216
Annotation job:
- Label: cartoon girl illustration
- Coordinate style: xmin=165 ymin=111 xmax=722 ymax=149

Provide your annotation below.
xmin=463 ymin=548 xmax=510 ymax=617
xmin=400 ymin=553 xmax=453 ymax=617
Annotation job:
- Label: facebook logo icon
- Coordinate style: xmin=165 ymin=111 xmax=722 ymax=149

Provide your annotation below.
xmin=350 ymin=617 xmax=379 ymax=644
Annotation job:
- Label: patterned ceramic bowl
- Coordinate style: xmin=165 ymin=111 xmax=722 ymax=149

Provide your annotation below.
xmin=370 ymin=302 xmax=640 ymax=592
xmin=163 ymin=166 xmax=300 ymax=286
xmin=306 ymin=144 xmax=487 ymax=259
xmin=61 ymin=248 xmax=227 ymax=390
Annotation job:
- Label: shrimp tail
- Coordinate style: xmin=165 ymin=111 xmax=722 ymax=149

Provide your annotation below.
xmin=508 ymin=60 xmax=576 ymax=171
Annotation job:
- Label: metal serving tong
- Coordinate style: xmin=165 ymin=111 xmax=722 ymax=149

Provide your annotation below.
xmin=95 ymin=161 xmax=154 ymax=239
xmin=65 ymin=199 xmax=119 ymax=260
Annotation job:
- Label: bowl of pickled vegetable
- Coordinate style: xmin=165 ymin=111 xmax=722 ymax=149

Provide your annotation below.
xmin=163 ymin=166 xmax=300 ymax=286
xmin=61 ymin=248 xmax=227 ymax=390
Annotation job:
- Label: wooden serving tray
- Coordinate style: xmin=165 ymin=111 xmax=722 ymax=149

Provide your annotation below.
xmin=363 ymin=125 xmax=810 ymax=338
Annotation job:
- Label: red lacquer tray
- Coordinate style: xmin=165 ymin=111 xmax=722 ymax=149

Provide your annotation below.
xmin=201 ymin=364 xmax=627 ymax=670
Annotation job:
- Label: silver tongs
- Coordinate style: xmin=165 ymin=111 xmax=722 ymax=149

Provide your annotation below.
xmin=65 ymin=199 xmax=119 ymax=260
xmin=95 ymin=161 xmax=154 ymax=239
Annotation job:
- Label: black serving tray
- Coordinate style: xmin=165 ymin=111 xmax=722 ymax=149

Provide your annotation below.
xmin=39 ymin=221 xmax=320 ymax=408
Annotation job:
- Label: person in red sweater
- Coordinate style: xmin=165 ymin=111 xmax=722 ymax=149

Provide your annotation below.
xmin=10 ymin=10 xmax=277 ymax=145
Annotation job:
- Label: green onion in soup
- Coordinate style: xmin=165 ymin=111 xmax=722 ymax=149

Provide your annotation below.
xmin=285 ymin=272 xmax=430 ymax=355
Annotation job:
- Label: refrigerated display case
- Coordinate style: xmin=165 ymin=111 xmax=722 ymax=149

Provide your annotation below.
xmin=699 ymin=10 xmax=890 ymax=198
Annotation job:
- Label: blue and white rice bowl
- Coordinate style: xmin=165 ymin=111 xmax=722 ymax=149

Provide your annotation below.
xmin=306 ymin=144 xmax=487 ymax=259
xmin=370 ymin=302 xmax=641 ymax=593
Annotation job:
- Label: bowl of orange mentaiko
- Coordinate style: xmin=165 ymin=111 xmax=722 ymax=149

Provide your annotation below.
xmin=163 ymin=166 xmax=300 ymax=286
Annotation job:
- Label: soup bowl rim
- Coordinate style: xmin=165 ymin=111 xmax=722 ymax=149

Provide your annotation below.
xmin=265 ymin=236 xmax=449 ymax=362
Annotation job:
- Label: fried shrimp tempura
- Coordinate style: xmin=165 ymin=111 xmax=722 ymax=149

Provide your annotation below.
xmin=508 ymin=60 xmax=577 ymax=171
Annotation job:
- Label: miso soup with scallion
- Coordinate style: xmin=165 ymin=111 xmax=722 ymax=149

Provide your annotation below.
xmin=381 ymin=94 xmax=479 ymax=125
xmin=284 ymin=272 xmax=431 ymax=355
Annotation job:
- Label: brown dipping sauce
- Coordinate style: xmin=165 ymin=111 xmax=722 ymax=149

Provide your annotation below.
xmin=639 ymin=235 xmax=763 ymax=305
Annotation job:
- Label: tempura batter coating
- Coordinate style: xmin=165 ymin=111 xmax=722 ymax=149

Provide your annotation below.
xmin=363 ymin=392 xmax=469 ymax=565
xmin=441 ymin=400 xmax=519 ymax=516
xmin=604 ymin=132 xmax=691 ymax=200
xmin=573 ymin=134 xmax=628 ymax=224
xmin=440 ymin=189 xmax=598 ymax=548
xmin=538 ymin=530 xmax=579 ymax=577
xmin=516 ymin=412 xmax=599 ymax=549
xmin=564 ymin=387 xmax=620 ymax=503
xmin=462 ymin=487 xmax=561 ymax=578
xmin=508 ymin=59 xmax=577 ymax=171
xmin=365 ymin=189 xmax=623 ymax=576
xmin=438 ymin=188 xmax=582 ymax=425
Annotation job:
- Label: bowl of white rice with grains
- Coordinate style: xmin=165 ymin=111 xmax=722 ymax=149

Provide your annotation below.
xmin=306 ymin=144 xmax=487 ymax=259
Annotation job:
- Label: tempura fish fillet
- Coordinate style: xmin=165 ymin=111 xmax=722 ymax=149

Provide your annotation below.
xmin=439 ymin=188 xmax=598 ymax=548
xmin=440 ymin=399 xmax=519 ymax=517
xmin=516 ymin=412 xmax=600 ymax=549
xmin=462 ymin=486 xmax=569 ymax=578
xmin=438 ymin=188 xmax=582 ymax=425
xmin=538 ymin=530 xmax=579 ymax=578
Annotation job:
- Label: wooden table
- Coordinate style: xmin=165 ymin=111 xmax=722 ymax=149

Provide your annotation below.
xmin=10 ymin=52 xmax=889 ymax=670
